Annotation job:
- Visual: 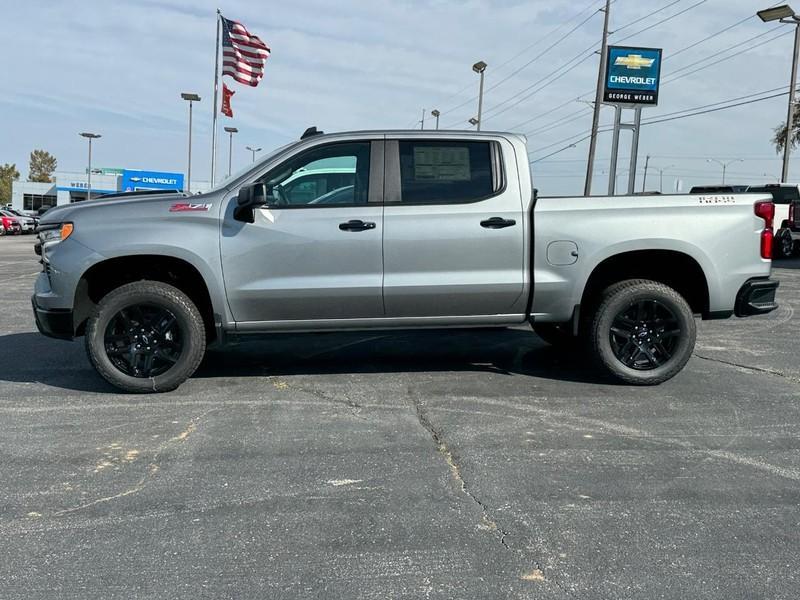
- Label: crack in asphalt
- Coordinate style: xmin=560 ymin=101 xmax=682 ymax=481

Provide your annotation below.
xmin=694 ymin=353 xmax=800 ymax=385
xmin=49 ymin=409 xmax=217 ymax=518
xmin=288 ymin=383 xmax=366 ymax=420
xmin=410 ymin=395 xmax=510 ymax=550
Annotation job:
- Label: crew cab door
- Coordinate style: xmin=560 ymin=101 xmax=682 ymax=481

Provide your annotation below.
xmin=220 ymin=139 xmax=385 ymax=324
xmin=382 ymin=137 xmax=526 ymax=318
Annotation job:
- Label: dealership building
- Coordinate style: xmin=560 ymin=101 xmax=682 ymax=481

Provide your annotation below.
xmin=10 ymin=168 xmax=209 ymax=213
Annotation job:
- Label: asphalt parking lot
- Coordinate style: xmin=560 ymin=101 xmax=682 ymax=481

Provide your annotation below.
xmin=1 ymin=233 xmax=799 ymax=599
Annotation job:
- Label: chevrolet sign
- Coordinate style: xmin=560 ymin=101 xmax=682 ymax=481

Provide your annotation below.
xmin=121 ymin=169 xmax=184 ymax=192
xmin=604 ymin=46 xmax=662 ymax=106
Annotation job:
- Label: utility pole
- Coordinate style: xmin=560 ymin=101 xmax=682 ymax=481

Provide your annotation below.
xmin=641 ymin=155 xmax=651 ymax=192
xmin=584 ymin=0 xmax=611 ymax=196
xmin=420 ymin=108 xmax=426 ymax=130
xmin=431 ymin=109 xmax=440 ymax=130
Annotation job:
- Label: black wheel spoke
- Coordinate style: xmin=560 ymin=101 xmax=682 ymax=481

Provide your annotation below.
xmin=609 ymin=298 xmax=680 ymax=372
xmin=104 ymin=302 xmax=183 ymax=378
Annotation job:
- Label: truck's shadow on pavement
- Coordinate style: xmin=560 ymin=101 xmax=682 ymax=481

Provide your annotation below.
xmin=194 ymin=328 xmax=613 ymax=385
xmin=0 ymin=328 xmax=613 ymax=393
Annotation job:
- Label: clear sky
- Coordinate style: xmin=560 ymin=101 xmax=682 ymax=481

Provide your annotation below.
xmin=1 ymin=0 xmax=796 ymax=195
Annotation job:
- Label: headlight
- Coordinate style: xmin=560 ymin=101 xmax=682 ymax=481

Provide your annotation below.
xmin=39 ymin=223 xmax=74 ymax=244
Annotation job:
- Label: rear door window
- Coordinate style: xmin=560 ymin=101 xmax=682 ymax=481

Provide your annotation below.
xmin=398 ymin=141 xmax=499 ymax=204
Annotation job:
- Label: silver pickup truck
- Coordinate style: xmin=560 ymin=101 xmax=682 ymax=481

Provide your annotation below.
xmin=32 ymin=129 xmax=779 ymax=392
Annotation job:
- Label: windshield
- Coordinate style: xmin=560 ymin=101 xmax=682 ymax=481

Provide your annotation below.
xmin=210 ymin=141 xmax=298 ymax=192
xmin=747 ymin=186 xmax=800 ymax=204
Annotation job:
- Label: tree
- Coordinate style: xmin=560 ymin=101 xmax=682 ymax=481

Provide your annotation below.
xmin=0 ymin=163 xmax=20 ymax=204
xmin=772 ymin=101 xmax=800 ymax=153
xmin=28 ymin=149 xmax=57 ymax=183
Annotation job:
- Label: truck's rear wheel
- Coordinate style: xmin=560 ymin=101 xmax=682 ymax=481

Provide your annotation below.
xmin=590 ymin=279 xmax=695 ymax=385
xmin=85 ymin=281 xmax=206 ymax=393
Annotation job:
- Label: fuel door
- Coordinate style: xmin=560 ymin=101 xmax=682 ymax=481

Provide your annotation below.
xmin=546 ymin=241 xmax=579 ymax=266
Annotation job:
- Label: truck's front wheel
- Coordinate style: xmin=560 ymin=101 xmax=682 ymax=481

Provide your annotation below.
xmin=85 ymin=281 xmax=206 ymax=393
xmin=590 ymin=279 xmax=696 ymax=385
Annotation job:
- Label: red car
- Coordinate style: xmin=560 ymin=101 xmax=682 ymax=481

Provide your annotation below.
xmin=1 ymin=215 xmax=22 ymax=235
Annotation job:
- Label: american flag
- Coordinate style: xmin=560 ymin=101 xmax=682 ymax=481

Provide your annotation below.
xmin=221 ymin=16 xmax=270 ymax=87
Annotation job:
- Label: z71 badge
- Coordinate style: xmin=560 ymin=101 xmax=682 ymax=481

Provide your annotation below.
xmin=169 ymin=203 xmax=212 ymax=212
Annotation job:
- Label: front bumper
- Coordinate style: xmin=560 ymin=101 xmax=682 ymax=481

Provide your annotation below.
xmin=32 ymin=296 xmax=74 ymax=340
xmin=734 ymin=278 xmax=779 ymax=317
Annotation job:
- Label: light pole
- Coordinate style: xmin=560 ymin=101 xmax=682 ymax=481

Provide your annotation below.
xmin=79 ymin=132 xmax=101 ymax=200
xmin=246 ymin=146 xmax=262 ymax=163
xmin=657 ymin=164 xmax=675 ymax=193
xmin=181 ymin=92 xmax=201 ymax=194
xmin=224 ymin=126 xmax=238 ymax=177
xmin=707 ymin=158 xmax=743 ymax=184
xmin=472 ymin=61 xmax=487 ymax=131
xmin=431 ymin=109 xmax=440 ymax=130
xmin=758 ymin=5 xmax=800 ymax=182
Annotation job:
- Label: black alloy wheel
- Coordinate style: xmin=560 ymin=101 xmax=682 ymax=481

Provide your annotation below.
xmin=104 ymin=303 xmax=184 ymax=378
xmin=609 ymin=299 xmax=680 ymax=370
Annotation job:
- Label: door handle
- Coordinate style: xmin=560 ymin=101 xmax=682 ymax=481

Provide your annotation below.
xmin=480 ymin=217 xmax=517 ymax=229
xmin=339 ymin=219 xmax=376 ymax=232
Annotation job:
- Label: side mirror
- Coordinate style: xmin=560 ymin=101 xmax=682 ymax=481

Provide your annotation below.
xmin=234 ymin=183 xmax=268 ymax=223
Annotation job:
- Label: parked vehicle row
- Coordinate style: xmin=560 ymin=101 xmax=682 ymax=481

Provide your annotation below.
xmin=0 ymin=208 xmax=38 ymax=235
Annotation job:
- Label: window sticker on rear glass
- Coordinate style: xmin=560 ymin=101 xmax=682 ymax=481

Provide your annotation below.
xmin=413 ymin=146 xmax=471 ymax=181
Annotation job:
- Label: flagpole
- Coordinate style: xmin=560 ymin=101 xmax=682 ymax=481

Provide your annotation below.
xmin=210 ymin=8 xmax=222 ymax=186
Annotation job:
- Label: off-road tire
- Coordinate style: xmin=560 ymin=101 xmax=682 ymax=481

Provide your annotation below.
xmin=85 ymin=281 xmax=206 ymax=393
xmin=590 ymin=279 xmax=696 ymax=385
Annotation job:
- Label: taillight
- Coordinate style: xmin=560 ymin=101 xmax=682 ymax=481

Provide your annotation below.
xmin=790 ymin=203 xmax=796 ymax=228
xmin=755 ymin=200 xmax=775 ymax=259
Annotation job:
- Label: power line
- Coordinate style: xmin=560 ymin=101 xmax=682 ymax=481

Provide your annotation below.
xmin=432 ymin=0 xmax=603 ymax=118
xmin=528 ymin=86 xmax=795 ymax=161
xmin=483 ymin=9 xmax=601 ymax=96
xmin=611 ymin=0 xmax=685 ymax=33
xmin=663 ymin=29 xmax=793 ymax=85
xmin=613 ymin=0 xmax=709 ymax=44
xmin=479 ymin=0 xmax=712 ymax=127
xmin=519 ymin=20 xmax=788 ymax=141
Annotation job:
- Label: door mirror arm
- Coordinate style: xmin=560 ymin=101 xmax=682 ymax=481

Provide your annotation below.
xmin=234 ymin=183 xmax=268 ymax=223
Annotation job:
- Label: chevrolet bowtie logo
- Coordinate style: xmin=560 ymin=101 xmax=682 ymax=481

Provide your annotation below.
xmin=614 ymin=54 xmax=655 ymax=70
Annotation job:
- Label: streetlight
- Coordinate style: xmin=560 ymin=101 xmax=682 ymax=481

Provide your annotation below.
xmin=758 ymin=4 xmax=800 ymax=182
xmin=79 ymin=132 xmax=101 ymax=201
xmin=246 ymin=146 xmax=262 ymax=163
xmin=224 ymin=126 xmax=238 ymax=177
xmin=468 ymin=117 xmax=479 ymax=128
xmin=181 ymin=92 xmax=201 ymax=194
xmin=707 ymin=158 xmax=743 ymax=184
xmin=657 ymin=164 xmax=676 ymax=193
xmin=431 ymin=109 xmax=440 ymax=130
xmin=472 ymin=60 xmax=487 ymax=131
